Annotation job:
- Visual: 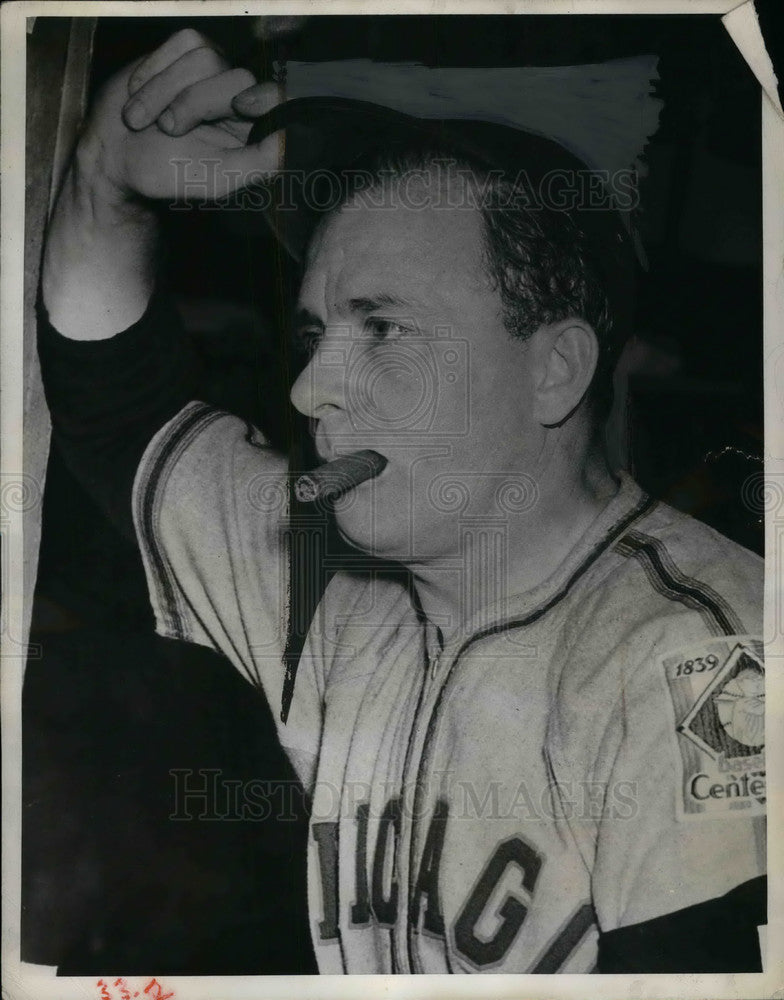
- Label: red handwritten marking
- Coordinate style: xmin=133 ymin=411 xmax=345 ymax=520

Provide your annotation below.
xmin=96 ymin=978 xmax=174 ymax=1000
xmin=114 ymin=979 xmax=132 ymax=1000
xmin=145 ymin=979 xmax=175 ymax=1000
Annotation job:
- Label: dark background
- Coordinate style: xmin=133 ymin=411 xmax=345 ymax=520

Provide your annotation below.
xmin=24 ymin=12 xmax=767 ymax=975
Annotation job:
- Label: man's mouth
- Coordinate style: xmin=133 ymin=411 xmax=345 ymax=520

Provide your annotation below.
xmin=313 ymin=423 xmax=347 ymax=465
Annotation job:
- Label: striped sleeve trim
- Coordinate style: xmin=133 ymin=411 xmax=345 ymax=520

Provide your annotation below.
xmin=614 ymin=529 xmax=746 ymax=636
xmin=133 ymin=401 xmax=225 ymax=641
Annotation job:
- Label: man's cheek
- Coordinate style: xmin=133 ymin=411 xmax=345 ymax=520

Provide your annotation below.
xmin=347 ymin=340 xmax=468 ymax=437
xmin=344 ymin=351 xmax=423 ymax=433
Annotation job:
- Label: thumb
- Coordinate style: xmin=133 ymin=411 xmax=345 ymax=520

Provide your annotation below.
xmin=232 ymin=80 xmax=281 ymax=118
xmin=217 ymin=132 xmax=284 ymax=196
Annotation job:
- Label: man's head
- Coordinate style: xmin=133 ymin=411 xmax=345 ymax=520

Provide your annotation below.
xmin=288 ymin=128 xmax=636 ymax=563
xmin=343 ymin=135 xmax=636 ymax=422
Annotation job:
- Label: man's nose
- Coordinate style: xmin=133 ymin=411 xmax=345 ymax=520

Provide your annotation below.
xmin=289 ymin=342 xmax=347 ymax=419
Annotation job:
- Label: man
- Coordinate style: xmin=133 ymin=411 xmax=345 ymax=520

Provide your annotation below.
xmin=39 ymin=29 xmax=766 ymax=974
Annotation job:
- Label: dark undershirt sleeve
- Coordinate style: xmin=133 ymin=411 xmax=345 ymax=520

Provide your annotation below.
xmin=37 ymin=286 xmax=201 ymax=541
xmin=597 ymin=875 xmax=766 ymax=973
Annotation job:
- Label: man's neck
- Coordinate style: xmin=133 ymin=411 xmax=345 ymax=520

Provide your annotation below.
xmin=410 ymin=447 xmax=620 ymax=646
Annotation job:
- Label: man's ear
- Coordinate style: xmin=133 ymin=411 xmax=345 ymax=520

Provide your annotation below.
xmin=532 ymin=319 xmax=599 ymax=427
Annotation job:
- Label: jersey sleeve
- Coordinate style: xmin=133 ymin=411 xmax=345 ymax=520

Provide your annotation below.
xmin=590 ymin=629 xmax=766 ymax=931
xmin=131 ymin=400 xmax=323 ymax=783
xmin=547 ymin=510 xmax=766 ymax=968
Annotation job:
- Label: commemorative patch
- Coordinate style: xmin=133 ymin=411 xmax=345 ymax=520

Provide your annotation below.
xmin=660 ymin=637 xmax=765 ymax=820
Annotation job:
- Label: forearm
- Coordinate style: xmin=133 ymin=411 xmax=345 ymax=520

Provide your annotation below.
xmin=41 ymin=143 xmax=158 ymax=341
xmin=38 ymin=27 xmax=276 ymax=534
xmin=38 ymin=286 xmax=201 ymax=540
xmin=39 ymin=117 xmax=207 ymax=536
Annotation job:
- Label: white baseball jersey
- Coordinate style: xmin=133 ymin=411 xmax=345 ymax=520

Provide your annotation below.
xmin=133 ymin=401 xmax=766 ymax=974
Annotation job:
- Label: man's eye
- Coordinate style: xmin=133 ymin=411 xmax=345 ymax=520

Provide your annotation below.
xmin=364 ymin=317 xmax=416 ymax=340
xmin=295 ymin=328 xmax=323 ymax=357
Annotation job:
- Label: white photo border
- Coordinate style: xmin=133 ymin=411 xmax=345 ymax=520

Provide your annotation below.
xmin=2 ymin=2 xmax=782 ymax=998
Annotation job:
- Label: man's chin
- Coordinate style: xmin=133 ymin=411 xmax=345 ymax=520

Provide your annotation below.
xmin=333 ymin=508 xmax=391 ymax=558
xmin=331 ymin=497 xmax=406 ymax=560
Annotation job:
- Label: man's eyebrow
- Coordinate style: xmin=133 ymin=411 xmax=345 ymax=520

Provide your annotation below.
xmin=339 ymin=293 xmax=423 ymax=314
xmin=292 ymin=307 xmax=324 ymax=332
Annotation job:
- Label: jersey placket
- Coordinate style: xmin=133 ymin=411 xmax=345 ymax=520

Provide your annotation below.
xmin=388 ymin=617 xmax=449 ymax=973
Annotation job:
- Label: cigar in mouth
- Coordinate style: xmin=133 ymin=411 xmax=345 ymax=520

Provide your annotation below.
xmin=295 ymin=450 xmax=387 ymax=503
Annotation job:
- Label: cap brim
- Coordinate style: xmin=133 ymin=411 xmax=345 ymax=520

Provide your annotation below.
xmin=244 ymin=96 xmax=609 ymax=263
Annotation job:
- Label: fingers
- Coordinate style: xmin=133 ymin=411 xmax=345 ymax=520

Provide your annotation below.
xmin=122 ymin=43 xmax=231 ymax=131
xmin=232 ymin=81 xmax=281 ymax=119
xmin=157 ymin=67 xmax=258 ymax=136
xmin=127 ymin=28 xmax=216 ymax=95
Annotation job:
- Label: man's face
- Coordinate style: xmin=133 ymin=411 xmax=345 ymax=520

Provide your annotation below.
xmin=289 ymin=174 xmax=542 ymax=566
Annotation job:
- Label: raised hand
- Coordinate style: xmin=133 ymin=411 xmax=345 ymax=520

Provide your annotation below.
xmin=43 ymin=29 xmax=281 ymax=338
xmin=76 ymin=28 xmax=281 ymax=203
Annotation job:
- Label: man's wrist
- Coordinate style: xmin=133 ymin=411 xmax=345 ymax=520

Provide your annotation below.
xmin=69 ymin=140 xmax=154 ymax=228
